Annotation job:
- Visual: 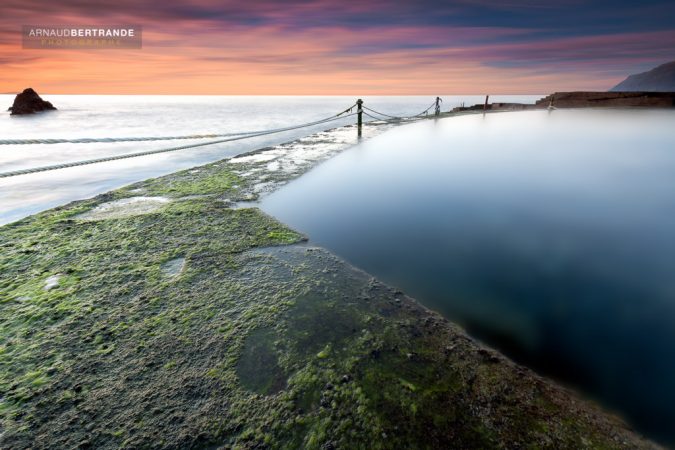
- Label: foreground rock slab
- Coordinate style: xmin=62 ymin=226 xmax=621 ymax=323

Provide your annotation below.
xmin=0 ymin=123 xmax=659 ymax=449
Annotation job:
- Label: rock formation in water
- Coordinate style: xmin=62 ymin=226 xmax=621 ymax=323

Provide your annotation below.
xmin=611 ymin=61 xmax=675 ymax=92
xmin=7 ymin=88 xmax=57 ymax=115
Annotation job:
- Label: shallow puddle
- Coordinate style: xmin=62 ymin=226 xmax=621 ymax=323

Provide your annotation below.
xmin=160 ymin=257 xmax=185 ymax=278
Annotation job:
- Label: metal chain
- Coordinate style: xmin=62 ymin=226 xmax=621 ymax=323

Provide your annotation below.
xmin=0 ymin=104 xmax=357 ymax=146
xmin=0 ymin=113 xmax=357 ymax=178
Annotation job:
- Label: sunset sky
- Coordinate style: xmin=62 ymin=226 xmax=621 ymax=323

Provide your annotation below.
xmin=1 ymin=0 xmax=674 ymax=94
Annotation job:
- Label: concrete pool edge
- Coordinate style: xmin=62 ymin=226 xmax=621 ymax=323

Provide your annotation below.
xmin=0 ymin=115 xmax=662 ymax=448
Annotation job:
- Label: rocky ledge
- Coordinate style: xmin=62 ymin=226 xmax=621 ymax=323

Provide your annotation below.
xmin=452 ymin=92 xmax=675 ymax=113
xmin=535 ymin=91 xmax=675 ymax=109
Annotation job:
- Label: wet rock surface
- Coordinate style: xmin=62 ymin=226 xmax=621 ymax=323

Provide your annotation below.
xmin=0 ymin=122 xmax=660 ymax=449
xmin=8 ymin=88 xmax=57 ymax=115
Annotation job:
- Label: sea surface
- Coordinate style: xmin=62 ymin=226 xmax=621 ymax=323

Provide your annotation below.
xmin=261 ymin=109 xmax=675 ymax=445
xmin=0 ymin=95 xmax=538 ymax=225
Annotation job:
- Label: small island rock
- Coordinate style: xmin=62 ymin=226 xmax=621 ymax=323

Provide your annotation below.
xmin=8 ymin=88 xmax=57 ymax=115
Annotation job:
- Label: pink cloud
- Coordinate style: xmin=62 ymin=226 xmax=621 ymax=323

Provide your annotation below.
xmin=0 ymin=1 xmax=673 ymax=94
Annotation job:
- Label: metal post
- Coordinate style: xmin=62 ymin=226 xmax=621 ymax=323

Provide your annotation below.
xmin=483 ymin=95 xmax=489 ymax=112
xmin=356 ymin=98 xmax=363 ymax=137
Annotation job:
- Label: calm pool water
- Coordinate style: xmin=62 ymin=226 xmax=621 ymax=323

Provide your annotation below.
xmin=261 ymin=109 xmax=675 ymax=445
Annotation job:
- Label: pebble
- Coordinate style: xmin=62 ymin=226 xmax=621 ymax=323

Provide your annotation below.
xmin=44 ymin=274 xmax=61 ymax=291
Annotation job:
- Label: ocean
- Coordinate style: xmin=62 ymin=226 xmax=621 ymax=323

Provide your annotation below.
xmin=0 ymin=95 xmax=540 ymax=225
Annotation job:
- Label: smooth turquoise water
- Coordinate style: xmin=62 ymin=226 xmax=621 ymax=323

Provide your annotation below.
xmin=261 ymin=109 xmax=675 ymax=445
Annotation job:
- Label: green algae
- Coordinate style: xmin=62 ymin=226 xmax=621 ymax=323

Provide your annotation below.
xmin=139 ymin=164 xmax=241 ymax=198
xmin=0 ymin=127 xmax=660 ymax=449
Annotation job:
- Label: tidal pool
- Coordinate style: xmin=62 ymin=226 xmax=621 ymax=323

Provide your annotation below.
xmin=262 ymin=109 xmax=675 ymax=445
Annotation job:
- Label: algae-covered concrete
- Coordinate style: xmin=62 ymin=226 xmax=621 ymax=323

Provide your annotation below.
xmin=0 ymin=122 xmax=659 ymax=449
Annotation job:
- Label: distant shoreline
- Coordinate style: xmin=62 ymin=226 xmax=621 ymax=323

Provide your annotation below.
xmin=453 ymin=91 xmax=675 ymax=112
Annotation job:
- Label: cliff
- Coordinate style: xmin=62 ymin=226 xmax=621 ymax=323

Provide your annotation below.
xmin=611 ymin=61 xmax=675 ymax=92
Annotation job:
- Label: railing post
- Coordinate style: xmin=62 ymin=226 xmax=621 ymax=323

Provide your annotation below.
xmin=356 ymin=98 xmax=363 ymax=137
